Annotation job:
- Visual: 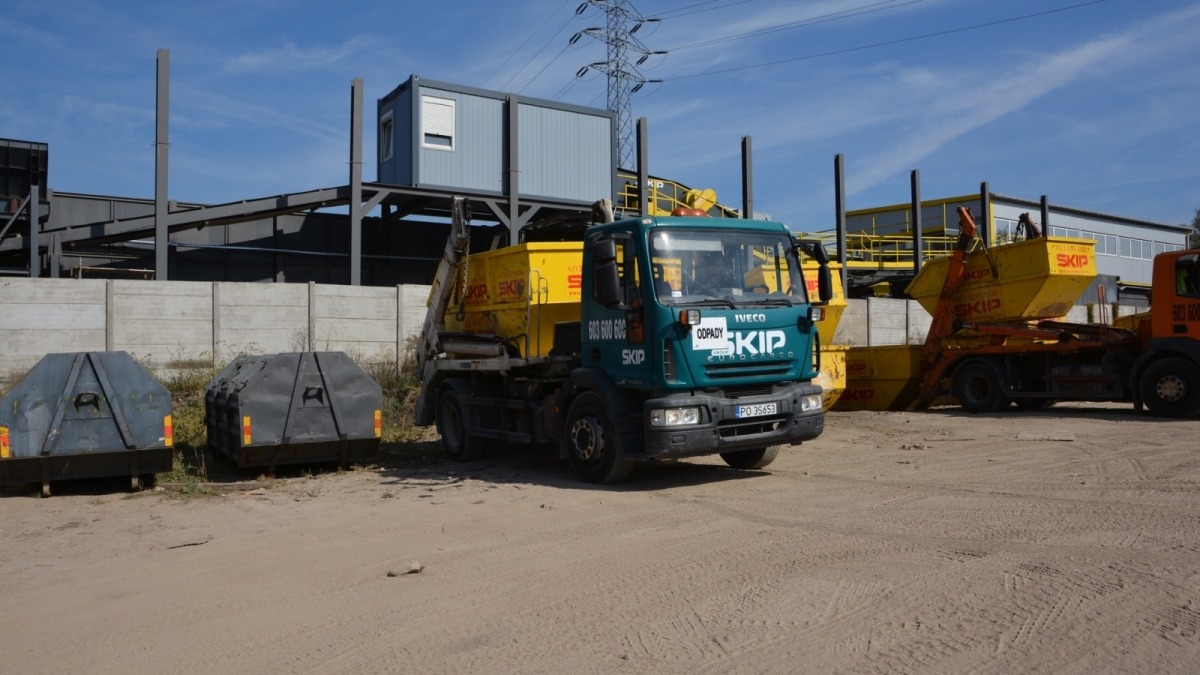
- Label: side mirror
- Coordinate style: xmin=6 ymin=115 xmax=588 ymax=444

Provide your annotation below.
xmin=817 ymin=265 xmax=833 ymax=304
xmin=591 ymin=237 xmax=616 ymax=264
xmin=589 ymin=236 xmax=621 ymax=307
xmin=595 ymin=261 xmax=621 ymax=307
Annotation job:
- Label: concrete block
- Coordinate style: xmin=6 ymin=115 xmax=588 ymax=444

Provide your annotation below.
xmin=110 ymin=280 xmax=213 ymax=366
xmin=906 ymin=300 xmax=932 ymax=345
xmin=214 ymin=282 xmax=308 ymax=359
xmin=833 ymin=299 xmax=868 ymax=347
xmin=866 ymin=297 xmax=909 ymax=346
xmin=0 ymin=279 xmax=108 ymax=380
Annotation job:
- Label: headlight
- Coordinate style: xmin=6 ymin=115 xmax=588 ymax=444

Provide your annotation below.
xmin=649 ymin=407 xmax=701 ymax=427
xmin=799 ymin=393 xmax=823 ymax=412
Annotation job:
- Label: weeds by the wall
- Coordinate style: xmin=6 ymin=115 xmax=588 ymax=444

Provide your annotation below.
xmin=156 ymin=360 xmax=223 ymax=485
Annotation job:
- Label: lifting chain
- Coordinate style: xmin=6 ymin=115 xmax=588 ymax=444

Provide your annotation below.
xmin=454 ymin=201 xmax=471 ymax=323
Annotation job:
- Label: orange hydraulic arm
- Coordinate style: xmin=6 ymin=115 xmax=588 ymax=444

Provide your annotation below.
xmin=910 ymin=207 xmax=982 ymax=409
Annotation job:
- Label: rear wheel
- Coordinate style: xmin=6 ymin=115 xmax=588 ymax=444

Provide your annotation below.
xmin=436 ymin=390 xmax=486 ymax=461
xmin=953 ymin=360 xmax=1008 ymax=413
xmin=1139 ymin=357 xmax=1200 ymax=418
xmin=720 ymin=445 xmax=781 ymax=470
xmin=564 ymin=392 xmax=634 ymax=484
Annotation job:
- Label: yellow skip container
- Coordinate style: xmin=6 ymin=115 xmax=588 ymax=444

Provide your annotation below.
xmin=905 ymin=237 xmax=1096 ymax=323
xmin=815 ymin=344 xmax=848 ymax=411
xmin=832 ymin=345 xmax=924 ymax=411
xmin=444 ymin=243 xmax=584 ymax=358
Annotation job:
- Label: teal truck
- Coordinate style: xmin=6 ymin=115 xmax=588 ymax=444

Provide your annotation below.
xmin=415 ymin=198 xmax=832 ymax=483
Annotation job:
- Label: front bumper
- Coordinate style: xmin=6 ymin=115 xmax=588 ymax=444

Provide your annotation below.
xmin=639 ymin=382 xmax=824 ymax=460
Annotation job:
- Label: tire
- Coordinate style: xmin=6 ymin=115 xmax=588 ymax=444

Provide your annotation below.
xmin=436 ymin=390 xmax=485 ymax=461
xmin=720 ymin=445 xmax=781 ymax=470
xmin=563 ymin=392 xmax=634 ymax=484
xmin=1139 ymin=357 xmax=1200 ymax=419
xmin=953 ymin=360 xmax=1008 ymax=413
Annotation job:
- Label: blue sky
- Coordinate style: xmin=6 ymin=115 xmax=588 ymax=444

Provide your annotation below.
xmin=3 ymin=0 xmax=1198 ymax=233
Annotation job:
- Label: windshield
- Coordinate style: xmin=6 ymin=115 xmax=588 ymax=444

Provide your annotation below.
xmin=649 ymin=228 xmax=808 ymax=307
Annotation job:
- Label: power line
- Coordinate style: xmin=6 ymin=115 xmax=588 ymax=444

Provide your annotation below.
xmin=482 ymin=6 xmax=566 ymax=89
xmin=517 ymin=41 xmax=576 ymax=94
xmin=496 ymin=8 xmax=582 ymax=92
xmin=666 ymin=0 xmax=922 ymax=52
xmin=665 ymin=0 xmax=1108 ymax=82
xmin=656 ymin=0 xmax=757 ymax=20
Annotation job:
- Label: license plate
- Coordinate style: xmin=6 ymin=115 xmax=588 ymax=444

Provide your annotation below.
xmin=734 ymin=402 xmax=777 ymax=419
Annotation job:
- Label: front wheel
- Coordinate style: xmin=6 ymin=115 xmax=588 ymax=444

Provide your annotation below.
xmin=1139 ymin=357 xmax=1200 ymax=418
xmin=720 ymin=445 xmax=781 ymax=470
xmin=563 ymin=392 xmax=634 ymax=484
xmin=953 ymin=360 xmax=1008 ymax=413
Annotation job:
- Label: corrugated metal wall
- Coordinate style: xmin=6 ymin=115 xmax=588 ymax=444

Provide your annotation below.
xmin=377 ymin=87 xmax=413 ymax=185
xmin=417 ymin=87 xmax=504 ymax=193
xmin=518 ymin=103 xmax=612 ymax=203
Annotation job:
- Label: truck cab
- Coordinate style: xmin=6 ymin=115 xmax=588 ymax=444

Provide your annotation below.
xmin=564 ymin=214 xmax=831 ymax=481
xmin=1131 ymin=249 xmax=1200 ymax=417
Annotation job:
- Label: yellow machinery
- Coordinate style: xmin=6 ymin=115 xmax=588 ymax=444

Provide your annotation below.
xmin=834 ymin=234 xmax=1100 ymax=412
xmin=615 ymin=172 xmax=740 ymax=218
xmin=804 ymin=262 xmax=848 ymax=410
xmin=835 ymin=345 xmax=925 ymax=411
xmin=443 ymin=242 xmax=583 ymax=358
xmin=905 ymin=236 xmax=1097 ymax=323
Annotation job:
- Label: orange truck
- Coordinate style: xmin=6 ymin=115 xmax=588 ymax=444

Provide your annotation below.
xmin=909 ymin=207 xmax=1200 ymax=418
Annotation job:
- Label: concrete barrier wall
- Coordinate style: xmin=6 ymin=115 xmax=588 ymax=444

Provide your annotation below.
xmin=0 ymin=278 xmax=1146 ymax=383
xmin=1 ymin=279 xmax=432 ymax=383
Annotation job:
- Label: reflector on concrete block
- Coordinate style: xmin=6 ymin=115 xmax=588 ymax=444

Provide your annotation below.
xmin=0 ymin=351 xmax=173 ymax=495
xmin=204 ymin=352 xmax=382 ymax=471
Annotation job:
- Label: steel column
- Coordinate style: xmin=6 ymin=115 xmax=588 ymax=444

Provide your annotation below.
xmin=834 ymin=154 xmax=847 ymax=291
xmin=155 ymin=49 xmax=169 ymax=280
xmin=741 ymin=136 xmax=753 ymax=219
xmin=911 ymin=169 xmax=922 ymax=274
xmin=637 ymin=117 xmax=648 ymax=216
xmin=349 ymin=77 xmax=363 ymax=286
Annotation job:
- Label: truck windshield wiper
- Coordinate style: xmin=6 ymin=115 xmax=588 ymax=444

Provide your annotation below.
xmin=743 ymin=296 xmax=795 ymax=307
xmin=683 ymin=297 xmax=737 ymax=308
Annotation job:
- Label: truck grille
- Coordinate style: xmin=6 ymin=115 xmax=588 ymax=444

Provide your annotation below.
xmin=704 ymin=359 xmax=794 ymax=381
xmin=719 ymin=383 xmax=776 ymax=399
xmin=718 ymin=416 xmax=785 ymax=438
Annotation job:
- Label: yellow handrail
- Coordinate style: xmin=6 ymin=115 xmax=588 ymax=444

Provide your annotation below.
xmin=615 ymin=171 xmax=741 ymax=218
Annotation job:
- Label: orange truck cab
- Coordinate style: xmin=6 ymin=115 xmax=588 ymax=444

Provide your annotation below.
xmin=1130 ymin=249 xmax=1200 ymax=416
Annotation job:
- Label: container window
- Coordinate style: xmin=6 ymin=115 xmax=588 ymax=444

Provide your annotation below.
xmin=379 ymin=112 xmax=394 ymax=161
xmin=422 ymin=96 xmax=455 ymax=151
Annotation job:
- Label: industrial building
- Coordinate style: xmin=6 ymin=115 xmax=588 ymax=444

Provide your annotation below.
xmin=834 ymin=191 xmax=1191 ymax=305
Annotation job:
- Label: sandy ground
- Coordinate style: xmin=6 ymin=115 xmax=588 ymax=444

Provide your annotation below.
xmin=2 ymin=403 xmax=1199 ymax=674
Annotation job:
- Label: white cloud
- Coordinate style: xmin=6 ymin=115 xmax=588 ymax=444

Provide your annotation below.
xmin=223 ymin=36 xmax=377 ymax=73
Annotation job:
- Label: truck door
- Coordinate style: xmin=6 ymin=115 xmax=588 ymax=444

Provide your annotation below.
xmin=585 ymin=233 xmax=650 ymax=389
xmin=1160 ymin=252 xmax=1200 ymax=340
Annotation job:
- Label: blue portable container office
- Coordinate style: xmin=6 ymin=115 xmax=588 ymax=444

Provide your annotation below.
xmin=376 ymin=75 xmax=617 ymax=205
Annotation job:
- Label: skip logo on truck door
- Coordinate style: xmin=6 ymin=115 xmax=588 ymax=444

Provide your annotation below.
xmin=622 ymin=349 xmax=645 ymax=365
xmin=691 ymin=317 xmax=794 ymax=360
